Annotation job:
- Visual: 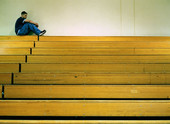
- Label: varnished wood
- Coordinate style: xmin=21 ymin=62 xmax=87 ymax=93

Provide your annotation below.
xmin=1 ymin=36 xmax=170 ymax=119
xmin=13 ymin=73 xmax=170 ymax=84
xmin=0 ymin=85 xmax=2 ymax=98
xmin=32 ymin=48 xmax=134 ymax=55
xmin=21 ymin=64 xmax=170 ymax=73
xmin=0 ymin=48 xmax=30 ymax=55
xmin=32 ymin=48 xmax=170 ymax=55
xmin=4 ymin=85 xmax=170 ymax=98
xmin=0 ymin=64 xmax=19 ymax=73
xmin=0 ymin=41 xmax=34 ymax=48
xmin=0 ymin=100 xmax=170 ymax=116
xmin=39 ymin=36 xmax=170 ymax=42
xmin=0 ymin=120 xmax=170 ymax=124
xmin=0 ymin=56 xmax=25 ymax=63
xmin=135 ymin=48 xmax=170 ymax=55
xmin=0 ymin=36 xmax=37 ymax=41
xmin=27 ymin=55 xmax=170 ymax=64
xmin=0 ymin=74 xmax=11 ymax=84
xmin=35 ymin=41 xmax=170 ymax=49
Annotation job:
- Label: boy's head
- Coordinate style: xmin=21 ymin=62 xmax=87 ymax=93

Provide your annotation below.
xmin=21 ymin=11 xmax=27 ymax=19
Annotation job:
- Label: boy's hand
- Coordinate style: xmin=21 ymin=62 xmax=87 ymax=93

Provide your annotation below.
xmin=35 ymin=23 xmax=39 ymax=27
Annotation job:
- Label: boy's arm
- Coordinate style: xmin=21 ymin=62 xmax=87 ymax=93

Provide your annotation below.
xmin=24 ymin=19 xmax=39 ymax=27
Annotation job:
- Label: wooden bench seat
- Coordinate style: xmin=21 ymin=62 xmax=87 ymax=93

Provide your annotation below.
xmin=0 ymin=74 xmax=11 ymax=84
xmin=0 ymin=100 xmax=169 ymax=116
xmin=13 ymin=73 xmax=170 ymax=85
xmin=0 ymin=120 xmax=170 ymax=124
xmin=39 ymin=36 xmax=170 ymax=42
xmin=0 ymin=56 xmax=25 ymax=63
xmin=4 ymin=85 xmax=170 ymax=99
xmin=27 ymin=55 xmax=170 ymax=64
xmin=1 ymin=36 xmax=170 ymax=119
xmin=35 ymin=41 xmax=170 ymax=49
xmin=32 ymin=48 xmax=170 ymax=55
xmin=0 ymin=36 xmax=37 ymax=41
xmin=21 ymin=64 xmax=170 ymax=73
xmin=0 ymin=48 xmax=30 ymax=55
xmin=0 ymin=41 xmax=34 ymax=48
xmin=0 ymin=85 xmax=2 ymax=98
xmin=32 ymin=48 xmax=134 ymax=55
xmin=0 ymin=64 xmax=19 ymax=73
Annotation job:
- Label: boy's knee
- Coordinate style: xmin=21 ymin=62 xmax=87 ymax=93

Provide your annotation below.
xmin=24 ymin=23 xmax=33 ymax=27
xmin=28 ymin=23 xmax=33 ymax=25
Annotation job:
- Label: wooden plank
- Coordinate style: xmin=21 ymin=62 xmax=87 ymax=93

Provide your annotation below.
xmin=145 ymin=64 xmax=170 ymax=73
xmin=0 ymin=56 xmax=25 ymax=63
xmin=39 ymin=36 xmax=170 ymax=42
xmin=21 ymin=64 xmax=170 ymax=73
xmin=4 ymin=85 xmax=170 ymax=98
xmin=0 ymin=74 xmax=11 ymax=84
xmin=135 ymin=49 xmax=170 ymax=55
xmin=14 ymin=73 xmax=170 ymax=85
xmin=0 ymin=85 xmax=2 ymax=98
xmin=0 ymin=41 xmax=34 ymax=48
xmin=35 ymin=41 xmax=170 ymax=49
xmin=0 ymin=48 xmax=30 ymax=55
xmin=0 ymin=100 xmax=169 ymax=116
xmin=32 ymin=48 xmax=134 ymax=55
xmin=0 ymin=120 xmax=170 ymax=124
xmin=0 ymin=36 xmax=37 ymax=41
xmin=32 ymin=48 xmax=170 ymax=56
xmin=27 ymin=55 xmax=170 ymax=64
xmin=0 ymin=64 xmax=19 ymax=73
xmin=21 ymin=64 xmax=140 ymax=73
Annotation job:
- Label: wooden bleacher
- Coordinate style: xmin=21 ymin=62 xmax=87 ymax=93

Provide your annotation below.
xmin=0 ymin=85 xmax=2 ymax=99
xmin=0 ymin=100 xmax=169 ymax=116
xmin=0 ymin=41 xmax=34 ymax=48
xmin=4 ymin=85 xmax=170 ymax=98
xmin=13 ymin=73 xmax=170 ymax=84
xmin=0 ymin=64 xmax=19 ymax=73
xmin=0 ymin=120 xmax=170 ymax=124
xmin=0 ymin=73 xmax=11 ymax=84
xmin=0 ymin=36 xmax=37 ymax=41
xmin=0 ymin=36 xmax=170 ymax=123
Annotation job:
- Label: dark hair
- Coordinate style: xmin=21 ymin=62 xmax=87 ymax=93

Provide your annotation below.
xmin=21 ymin=11 xmax=27 ymax=15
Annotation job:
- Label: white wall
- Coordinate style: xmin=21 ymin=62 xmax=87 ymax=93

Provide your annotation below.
xmin=0 ymin=0 xmax=170 ymax=36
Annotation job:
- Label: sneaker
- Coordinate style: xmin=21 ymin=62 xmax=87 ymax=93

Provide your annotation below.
xmin=39 ymin=30 xmax=46 ymax=36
